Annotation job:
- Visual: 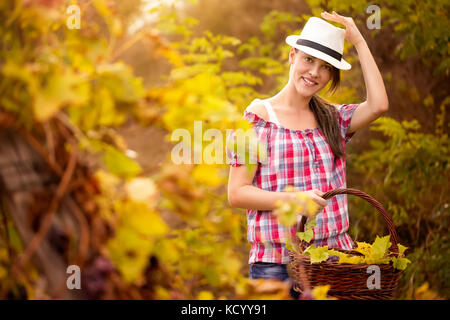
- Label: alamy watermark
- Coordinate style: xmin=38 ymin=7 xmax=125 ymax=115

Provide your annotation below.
xmin=66 ymin=4 xmax=81 ymax=30
xmin=366 ymin=4 xmax=381 ymax=30
xmin=66 ymin=264 xmax=81 ymax=290
xmin=366 ymin=265 xmax=381 ymax=289
xmin=170 ymin=121 xmax=266 ymax=165
xmin=64 ymin=4 xmax=381 ymax=32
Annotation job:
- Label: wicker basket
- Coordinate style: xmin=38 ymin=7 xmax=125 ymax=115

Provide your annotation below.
xmin=287 ymin=188 xmax=402 ymax=300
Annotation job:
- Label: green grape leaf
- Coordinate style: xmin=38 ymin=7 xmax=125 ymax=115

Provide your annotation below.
xmin=392 ymin=257 xmax=412 ymax=270
xmin=369 ymin=235 xmax=391 ymax=261
xmin=304 ymin=245 xmax=329 ymax=264
xmin=296 ymin=229 xmax=313 ymax=242
xmin=397 ymin=244 xmax=408 ymax=256
xmin=285 ymin=239 xmax=298 ymax=252
xmin=305 ymin=218 xmax=317 ymax=230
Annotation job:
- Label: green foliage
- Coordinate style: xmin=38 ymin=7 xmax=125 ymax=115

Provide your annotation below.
xmin=154 ymin=228 xmax=243 ymax=297
xmin=0 ymin=0 xmax=164 ymax=297
xmin=398 ymin=233 xmax=450 ymax=298
xmin=236 ymin=10 xmax=304 ymax=93
xmin=107 ymin=200 xmax=168 ymax=284
xmin=296 ymin=225 xmax=314 ymax=243
xmin=350 ymin=111 xmax=449 ymax=296
xmin=102 ymin=145 xmax=143 ymax=179
xmin=0 ymin=0 xmax=145 ymax=177
xmin=352 ymin=115 xmax=449 ymax=226
xmin=259 ymin=11 xmax=303 ymax=40
xmin=295 ymin=218 xmax=317 ymax=244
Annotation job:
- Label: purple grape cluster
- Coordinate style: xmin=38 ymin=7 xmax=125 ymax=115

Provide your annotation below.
xmin=327 ymin=255 xmax=340 ymax=262
xmin=81 ymin=256 xmax=115 ymax=299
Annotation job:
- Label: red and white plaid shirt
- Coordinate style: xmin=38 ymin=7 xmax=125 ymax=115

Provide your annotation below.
xmin=227 ymin=99 xmax=359 ymax=264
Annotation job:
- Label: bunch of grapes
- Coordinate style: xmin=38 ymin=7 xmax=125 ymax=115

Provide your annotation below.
xmin=81 ymin=256 xmax=115 ymax=299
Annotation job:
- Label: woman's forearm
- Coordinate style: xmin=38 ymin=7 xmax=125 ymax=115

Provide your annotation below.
xmin=355 ymin=39 xmax=389 ymax=112
xmin=229 ymin=185 xmax=290 ymax=211
xmin=320 ymin=11 xmax=388 ymax=113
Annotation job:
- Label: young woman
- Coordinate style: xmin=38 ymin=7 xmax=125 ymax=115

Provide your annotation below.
xmin=227 ymin=12 xmax=389 ymax=285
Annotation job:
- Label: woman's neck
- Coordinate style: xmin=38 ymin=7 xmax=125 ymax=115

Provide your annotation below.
xmin=270 ymin=82 xmax=312 ymax=112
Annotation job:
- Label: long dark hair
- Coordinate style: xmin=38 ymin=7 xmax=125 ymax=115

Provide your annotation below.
xmin=294 ymin=48 xmax=345 ymax=159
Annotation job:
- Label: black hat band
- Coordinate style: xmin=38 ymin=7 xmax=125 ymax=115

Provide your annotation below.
xmin=296 ymin=39 xmax=342 ymax=61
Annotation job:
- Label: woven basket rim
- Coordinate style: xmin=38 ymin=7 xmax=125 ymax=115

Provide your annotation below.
xmin=288 ymin=251 xmax=402 ymax=273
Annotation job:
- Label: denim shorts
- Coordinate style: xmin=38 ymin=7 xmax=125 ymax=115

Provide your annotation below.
xmin=249 ymin=262 xmax=290 ymax=281
xmin=249 ymin=262 xmax=300 ymax=299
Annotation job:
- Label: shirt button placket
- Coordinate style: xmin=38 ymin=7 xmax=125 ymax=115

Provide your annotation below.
xmin=306 ymin=130 xmax=320 ymax=172
xmin=303 ymin=131 xmax=317 ymax=174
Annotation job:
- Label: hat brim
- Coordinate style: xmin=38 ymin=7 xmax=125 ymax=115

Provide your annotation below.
xmin=286 ymin=35 xmax=351 ymax=70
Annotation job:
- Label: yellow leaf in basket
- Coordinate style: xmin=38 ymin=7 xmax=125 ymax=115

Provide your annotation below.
xmin=397 ymin=244 xmax=408 ymax=257
xmin=353 ymin=241 xmax=372 ymax=256
xmin=327 ymin=249 xmax=348 ymax=260
xmin=368 ymin=235 xmax=391 ymax=261
xmin=304 ymin=245 xmax=329 ymax=263
xmin=337 ymin=254 xmax=364 ymax=264
xmin=392 ymin=257 xmax=411 ymax=270
xmin=285 ymin=239 xmax=299 ymax=253
xmin=365 ymin=256 xmax=391 ymax=265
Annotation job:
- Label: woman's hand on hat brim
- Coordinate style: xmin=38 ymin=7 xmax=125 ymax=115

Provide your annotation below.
xmin=321 ymin=11 xmax=365 ymax=47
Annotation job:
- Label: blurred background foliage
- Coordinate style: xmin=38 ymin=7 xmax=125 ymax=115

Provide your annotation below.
xmin=0 ymin=0 xmax=448 ymax=299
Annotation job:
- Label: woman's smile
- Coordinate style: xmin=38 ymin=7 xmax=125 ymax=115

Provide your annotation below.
xmin=301 ymin=76 xmax=318 ymax=87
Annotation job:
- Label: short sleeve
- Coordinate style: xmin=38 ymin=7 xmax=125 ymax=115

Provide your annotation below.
xmin=226 ymin=110 xmax=270 ymax=167
xmin=336 ymin=104 xmax=359 ymax=144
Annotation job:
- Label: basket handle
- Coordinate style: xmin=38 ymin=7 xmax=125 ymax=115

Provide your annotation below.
xmin=296 ymin=188 xmax=399 ymax=256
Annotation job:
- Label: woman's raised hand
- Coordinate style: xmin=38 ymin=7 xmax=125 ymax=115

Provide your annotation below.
xmin=320 ymin=11 xmax=365 ymax=47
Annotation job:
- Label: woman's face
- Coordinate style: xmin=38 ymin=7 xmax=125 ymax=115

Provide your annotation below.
xmin=289 ymin=48 xmax=333 ymax=97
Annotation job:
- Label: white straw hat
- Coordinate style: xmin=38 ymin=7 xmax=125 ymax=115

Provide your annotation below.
xmin=285 ymin=17 xmax=351 ymax=70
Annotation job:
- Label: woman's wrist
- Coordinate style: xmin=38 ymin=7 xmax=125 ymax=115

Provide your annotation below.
xmin=354 ymin=37 xmax=368 ymax=50
xmin=282 ymin=190 xmax=302 ymax=202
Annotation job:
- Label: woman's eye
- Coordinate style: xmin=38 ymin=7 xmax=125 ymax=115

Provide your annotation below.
xmin=305 ymin=57 xmax=312 ymax=62
xmin=323 ymin=65 xmax=332 ymax=71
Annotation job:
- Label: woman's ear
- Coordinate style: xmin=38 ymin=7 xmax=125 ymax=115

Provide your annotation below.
xmin=289 ymin=48 xmax=296 ymax=65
